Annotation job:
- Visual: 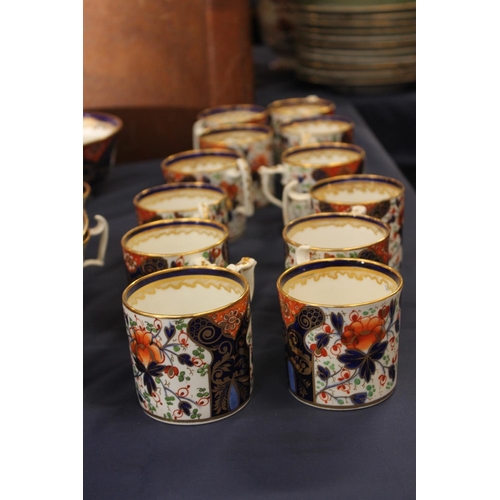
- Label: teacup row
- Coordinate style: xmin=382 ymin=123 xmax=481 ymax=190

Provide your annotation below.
xmin=122 ymin=255 xmax=403 ymax=424
xmin=131 ymin=169 xmax=404 ymax=271
xmin=189 ymin=95 xmax=357 ymax=211
xmin=137 ymin=140 xmax=370 ymax=236
xmin=119 ymin=181 xmax=405 ymax=424
xmin=85 ymin=96 xmax=406 ymax=425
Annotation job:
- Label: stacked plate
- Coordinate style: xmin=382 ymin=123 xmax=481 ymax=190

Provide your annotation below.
xmin=292 ymin=1 xmax=416 ymax=92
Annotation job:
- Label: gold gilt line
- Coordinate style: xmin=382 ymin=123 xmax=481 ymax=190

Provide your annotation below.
xmin=284 ymin=217 xmax=389 ymax=251
xmin=278 ymin=261 xmax=403 ymax=308
xmin=124 ymin=230 xmax=226 ymax=257
xmin=124 ymin=269 xmax=250 ymax=318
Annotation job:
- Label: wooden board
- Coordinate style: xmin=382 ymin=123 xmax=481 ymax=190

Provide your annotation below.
xmin=83 ymin=0 xmax=254 ymax=163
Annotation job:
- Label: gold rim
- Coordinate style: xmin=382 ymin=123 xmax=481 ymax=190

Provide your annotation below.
xmin=122 ymin=265 xmax=250 ymax=319
xmin=133 ymin=182 xmax=228 ymax=213
xmin=197 ymin=103 xmax=269 ymax=124
xmin=82 ymin=111 xmax=123 ymax=147
xmin=121 ymin=218 xmax=229 ymax=258
xmin=282 ymin=212 xmax=390 ymax=252
xmin=268 ymin=96 xmax=336 ymax=115
xmin=161 ymin=148 xmax=243 ymax=173
xmin=276 ymin=257 xmax=403 ymax=308
xmin=83 ymin=181 xmax=91 ymax=199
xmin=199 ymin=123 xmax=274 ymax=144
xmin=282 ymin=142 xmax=365 ymax=167
xmin=280 ymin=115 xmax=355 ymax=134
xmin=310 ymin=173 xmax=405 ymax=202
xmin=83 ymin=210 xmax=89 ymax=238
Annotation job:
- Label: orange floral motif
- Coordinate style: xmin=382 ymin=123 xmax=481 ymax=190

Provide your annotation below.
xmin=136 ymin=206 xmax=158 ymax=225
xmin=219 ymin=181 xmax=239 ymax=201
xmin=130 ymin=326 xmax=165 ymax=366
xmin=321 ymin=163 xmax=360 ymax=178
xmin=250 ymin=153 xmax=271 ymax=171
xmin=123 ymin=251 xmax=147 ymax=273
xmin=341 ymin=311 xmax=386 ymax=352
xmin=278 ymin=293 xmax=304 ymax=327
xmin=211 ymin=297 xmax=248 ymax=338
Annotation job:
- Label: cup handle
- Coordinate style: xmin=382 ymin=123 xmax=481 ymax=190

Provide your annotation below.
xmin=231 ymin=158 xmax=255 ymax=217
xmin=197 ymin=202 xmax=210 ymax=220
xmin=192 ymin=256 xmax=212 ymax=266
xmin=300 ymin=132 xmax=313 ymax=145
xmin=351 ymin=205 xmax=367 ymax=215
xmin=227 ymin=257 xmax=257 ymax=300
xmin=83 ymin=215 xmax=109 ymax=268
xmin=192 ymin=119 xmax=206 ymax=149
xmin=257 ymin=164 xmax=285 ymax=207
xmin=282 ymin=179 xmax=312 ymax=225
xmin=296 ymin=245 xmax=312 ymax=265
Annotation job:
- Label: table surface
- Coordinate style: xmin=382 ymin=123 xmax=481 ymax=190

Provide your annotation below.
xmin=83 ymin=101 xmax=416 ymax=499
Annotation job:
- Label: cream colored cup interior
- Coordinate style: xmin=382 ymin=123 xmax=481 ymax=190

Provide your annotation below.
xmin=127 ymin=274 xmax=245 ymax=316
xmin=282 ymin=119 xmax=351 ymax=135
xmin=202 ymin=129 xmax=269 ymax=145
xmin=314 ymin=180 xmax=401 ymax=204
xmin=166 ymin=155 xmax=236 ymax=174
xmin=203 ymin=109 xmax=261 ymax=126
xmin=283 ymin=266 xmax=398 ymax=306
xmin=137 ymin=188 xmax=224 ymax=212
xmin=83 ymin=116 xmax=117 ymax=145
xmin=286 ymin=217 xmax=386 ymax=249
xmin=273 ymin=104 xmax=328 ymax=118
xmin=287 ymin=148 xmax=360 ymax=166
xmin=126 ymin=224 xmax=225 ymax=254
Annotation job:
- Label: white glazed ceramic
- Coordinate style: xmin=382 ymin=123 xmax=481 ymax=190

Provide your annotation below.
xmin=310 ymin=174 xmax=405 ymax=270
xmin=279 ymin=115 xmax=355 ymax=154
xmin=133 ymin=182 xmax=229 ymax=228
xmin=258 ymin=142 xmax=365 ymax=224
xmin=199 ymin=124 xmax=275 ymax=208
xmin=83 ymin=111 xmax=123 ymax=185
xmin=161 ymin=149 xmax=255 ymax=241
xmin=122 ymin=258 xmax=257 ymax=424
xmin=283 ymin=212 xmax=390 ymax=269
xmin=277 ymin=258 xmax=403 ymax=410
xmin=192 ymin=104 xmax=269 ymax=149
xmin=267 ymin=95 xmax=336 ymax=162
xmin=267 ymin=95 xmax=336 ymax=130
xmin=121 ymin=218 xmax=230 ymax=282
xmin=83 ymin=210 xmax=109 ymax=268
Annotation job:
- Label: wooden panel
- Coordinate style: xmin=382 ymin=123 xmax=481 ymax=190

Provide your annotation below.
xmin=83 ymin=0 xmax=254 ymax=163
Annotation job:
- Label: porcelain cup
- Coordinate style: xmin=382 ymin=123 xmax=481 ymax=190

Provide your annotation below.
xmin=83 ymin=111 xmax=123 ymax=185
xmin=192 ymin=104 xmax=269 ymax=149
xmin=161 ymin=149 xmax=255 ymax=240
xmin=283 ymin=212 xmax=391 ymax=269
xmin=83 ymin=210 xmax=109 ymax=268
xmin=122 ymin=257 xmax=257 ymax=424
xmin=199 ymin=123 xmax=275 ymax=208
xmin=277 ymin=258 xmax=403 ymax=410
xmin=133 ymin=182 xmax=229 ymax=227
xmin=258 ymin=142 xmax=365 ymax=224
xmin=267 ymin=95 xmax=335 ymax=159
xmin=278 ymin=114 xmax=355 ymax=155
xmin=309 ymin=174 xmax=405 ymax=270
xmin=121 ymin=218 xmax=229 ymax=283
xmin=267 ymin=95 xmax=336 ymax=131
